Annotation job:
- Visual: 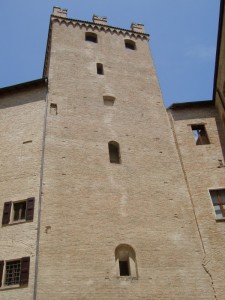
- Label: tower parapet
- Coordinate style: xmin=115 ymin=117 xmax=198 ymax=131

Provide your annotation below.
xmin=92 ymin=15 xmax=107 ymax=25
xmin=52 ymin=6 xmax=67 ymax=18
xmin=131 ymin=23 xmax=145 ymax=33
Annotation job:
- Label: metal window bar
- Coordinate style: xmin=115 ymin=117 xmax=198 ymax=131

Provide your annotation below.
xmin=5 ymin=260 xmax=21 ymax=286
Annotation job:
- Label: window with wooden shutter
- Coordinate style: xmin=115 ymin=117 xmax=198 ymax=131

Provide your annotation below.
xmin=20 ymin=257 xmax=30 ymax=285
xmin=0 ymin=261 xmax=4 ymax=287
xmin=2 ymin=201 xmax=12 ymax=225
xmin=26 ymin=197 xmax=35 ymax=221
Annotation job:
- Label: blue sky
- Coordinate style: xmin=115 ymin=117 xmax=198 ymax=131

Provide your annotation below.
xmin=0 ymin=0 xmax=220 ymax=106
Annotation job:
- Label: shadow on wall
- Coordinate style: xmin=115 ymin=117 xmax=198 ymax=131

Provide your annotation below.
xmin=0 ymin=87 xmax=46 ymax=109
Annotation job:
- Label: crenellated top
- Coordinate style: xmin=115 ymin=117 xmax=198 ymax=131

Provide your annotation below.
xmin=43 ymin=7 xmax=149 ymax=77
xmin=51 ymin=6 xmax=149 ymax=40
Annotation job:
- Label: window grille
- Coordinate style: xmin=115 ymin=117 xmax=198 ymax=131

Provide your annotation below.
xmin=5 ymin=260 xmax=21 ymax=286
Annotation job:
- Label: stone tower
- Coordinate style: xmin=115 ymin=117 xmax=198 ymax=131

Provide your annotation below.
xmin=0 ymin=6 xmax=221 ymax=300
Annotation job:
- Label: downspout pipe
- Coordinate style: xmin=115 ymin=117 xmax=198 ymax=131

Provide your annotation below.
xmin=33 ymin=77 xmax=48 ymax=300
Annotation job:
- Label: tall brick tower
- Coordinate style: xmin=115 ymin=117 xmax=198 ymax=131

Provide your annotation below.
xmin=35 ymin=7 xmax=214 ymax=299
xmin=0 ymin=6 xmax=219 ymax=300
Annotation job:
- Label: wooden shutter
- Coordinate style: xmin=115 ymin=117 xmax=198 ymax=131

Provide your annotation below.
xmin=0 ymin=261 xmax=4 ymax=287
xmin=26 ymin=197 xmax=35 ymax=221
xmin=2 ymin=201 xmax=12 ymax=225
xmin=20 ymin=257 xmax=30 ymax=285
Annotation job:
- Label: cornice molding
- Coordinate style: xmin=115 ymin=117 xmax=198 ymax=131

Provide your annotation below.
xmin=51 ymin=16 xmax=150 ymax=41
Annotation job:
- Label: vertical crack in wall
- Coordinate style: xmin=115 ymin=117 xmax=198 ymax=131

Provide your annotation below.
xmin=202 ymin=258 xmax=217 ymax=300
xmin=168 ymin=111 xmax=217 ymax=300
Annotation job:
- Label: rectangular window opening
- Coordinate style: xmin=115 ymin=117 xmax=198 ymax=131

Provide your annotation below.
xmin=13 ymin=202 xmax=26 ymax=222
xmin=119 ymin=260 xmax=130 ymax=276
xmin=50 ymin=103 xmax=57 ymax=115
xmin=210 ymin=189 xmax=225 ymax=219
xmin=5 ymin=260 xmax=21 ymax=286
xmin=97 ymin=63 xmax=104 ymax=75
xmin=191 ymin=125 xmax=210 ymax=145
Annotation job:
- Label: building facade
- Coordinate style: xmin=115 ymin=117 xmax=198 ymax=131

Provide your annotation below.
xmin=1 ymin=4 xmax=225 ymax=299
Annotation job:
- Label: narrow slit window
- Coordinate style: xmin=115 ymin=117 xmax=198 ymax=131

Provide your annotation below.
xmin=115 ymin=244 xmax=137 ymax=278
xmin=119 ymin=260 xmax=130 ymax=276
xmin=97 ymin=63 xmax=104 ymax=75
xmin=85 ymin=32 xmax=97 ymax=43
xmin=124 ymin=39 xmax=136 ymax=50
xmin=108 ymin=141 xmax=121 ymax=164
xmin=191 ymin=125 xmax=210 ymax=145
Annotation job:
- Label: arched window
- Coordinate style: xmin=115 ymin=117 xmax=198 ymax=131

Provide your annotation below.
xmin=85 ymin=32 xmax=98 ymax=43
xmin=108 ymin=141 xmax=120 ymax=164
xmin=103 ymin=95 xmax=115 ymax=106
xmin=124 ymin=39 xmax=136 ymax=50
xmin=115 ymin=244 xmax=137 ymax=277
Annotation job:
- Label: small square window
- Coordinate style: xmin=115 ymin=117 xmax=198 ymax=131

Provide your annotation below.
xmin=124 ymin=39 xmax=136 ymax=50
xmin=13 ymin=202 xmax=26 ymax=222
xmin=191 ymin=125 xmax=210 ymax=145
xmin=5 ymin=260 xmax=21 ymax=286
xmin=85 ymin=32 xmax=97 ymax=43
xmin=209 ymin=189 xmax=225 ymax=219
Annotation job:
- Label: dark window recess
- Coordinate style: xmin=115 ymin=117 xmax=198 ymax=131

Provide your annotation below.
xmin=2 ymin=202 xmax=12 ymax=225
xmin=5 ymin=260 xmax=21 ymax=286
xmin=97 ymin=63 xmax=104 ymax=75
xmin=108 ymin=141 xmax=121 ymax=164
xmin=210 ymin=189 xmax=225 ymax=219
xmin=0 ymin=261 xmax=4 ymax=287
xmin=124 ymin=39 xmax=136 ymax=50
xmin=85 ymin=32 xmax=97 ymax=43
xmin=191 ymin=125 xmax=210 ymax=145
xmin=50 ymin=103 xmax=57 ymax=115
xmin=103 ymin=96 xmax=115 ymax=106
xmin=13 ymin=202 xmax=26 ymax=221
xmin=119 ymin=261 xmax=130 ymax=276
